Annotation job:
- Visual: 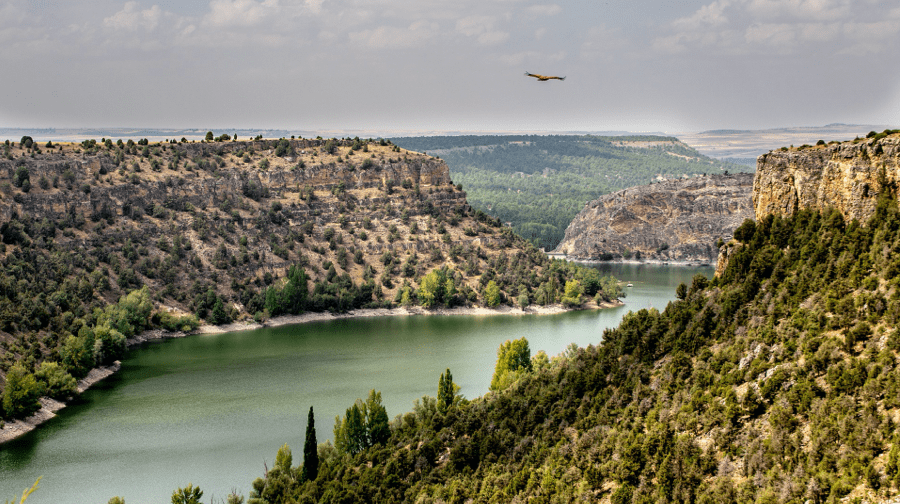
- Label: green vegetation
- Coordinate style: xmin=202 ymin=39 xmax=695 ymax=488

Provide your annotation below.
xmin=4 ymin=477 xmax=39 ymax=504
xmin=489 ymin=337 xmax=531 ymax=391
xmin=0 ymin=136 xmax=622 ymax=425
xmin=171 ymin=484 xmax=202 ymax=504
xmin=391 ymin=135 xmax=750 ymax=249
xmin=332 ymin=390 xmax=390 ymax=456
xmin=239 ymin=192 xmax=900 ymax=503
xmin=302 ymin=406 xmax=318 ymax=482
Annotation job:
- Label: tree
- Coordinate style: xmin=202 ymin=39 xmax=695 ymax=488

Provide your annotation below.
xmin=205 ymin=131 xmax=214 ymax=142
xmin=437 ymin=368 xmax=458 ymax=412
xmin=365 ymin=389 xmax=390 ymax=446
xmin=419 ymin=267 xmax=455 ymax=308
xmin=334 ymin=390 xmax=389 ymax=455
xmin=303 ymin=406 xmax=319 ymax=481
xmin=209 ymin=297 xmax=230 ymax=325
xmin=171 ymin=484 xmax=203 ymax=504
xmin=561 ymin=279 xmax=584 ymax=307
xmin=2 ymin=363 xmax=44 ymax=419
xmin=34 ymin=361 xmax=77 ymax=400
xmin=490 ymin=337 xmax=532 ymax=391
xmin=97 ymin=287 xmax=154 ymax=338
xmin=13 ymin=166 xmax=29 ymax=188
xmin=483 ymin=280 xmax=501 ymax=307
xmin=334 ymin=402 xmax=365 ymax=455
xmin=60 ymin=330 xmax=96 ymax=378
xmin=274 ymin=443 xmax=292 ymax=473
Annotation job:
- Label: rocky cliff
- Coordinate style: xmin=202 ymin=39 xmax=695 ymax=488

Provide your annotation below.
xmin=552 ymin=173 xmax=754 ymax=263
xmin=753 ymin=132 xmax=900 ymax=221
xmin=0 ymin=136 xmax=557 ymax=345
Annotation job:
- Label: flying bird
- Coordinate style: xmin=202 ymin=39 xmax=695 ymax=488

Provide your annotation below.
xmin=524 ymin=71 xmax=565 ymax=81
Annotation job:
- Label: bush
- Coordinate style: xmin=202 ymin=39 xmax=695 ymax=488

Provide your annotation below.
xmin=34 ymin=361 xmax=77 ymax=400
xmin=2 ymin=362 xmax=44 ymax=419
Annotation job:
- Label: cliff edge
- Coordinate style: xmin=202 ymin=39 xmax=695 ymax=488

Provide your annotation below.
xmin=553 ymin=173 xmax=754 ymax=263
xmin=754 ymin=132 xmax=900 ymax=222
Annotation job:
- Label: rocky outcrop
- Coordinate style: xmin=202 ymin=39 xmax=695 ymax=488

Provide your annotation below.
xmin=753 ymin=134 xmax=900 ymax=222
xmin=553 ymin=174 xmax=754 ymax=263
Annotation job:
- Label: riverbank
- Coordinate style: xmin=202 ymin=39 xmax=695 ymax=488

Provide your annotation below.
xmin=0 ymin=301 xmax=620 ymax=445
xmin=0 ymin=362 xmax=121 ymax=444
xmin=195 ymin=301 xmax=620 ymax=334
xmin=554 ymin=256 xmax=717 ymax=267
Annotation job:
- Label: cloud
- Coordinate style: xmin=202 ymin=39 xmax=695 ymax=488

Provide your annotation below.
xmin=349 ymin=20 xmax=440 ymax=49
xmin=455 ymin=15 xmax=509 ymax=45
xmin=671 ymin=0 xmax=731 ymax=30
xmin=654 ymin=0 xmax=900 ymax=55
xmin=526 ymin=4 xmax=561 ymax=17
xmin=204 ymin=0 xmax=281 ymax=28
xmin=745 ymin=0 xmax=851 ymax=22
xmin=104 ymin=2 xmax=164 ymax=32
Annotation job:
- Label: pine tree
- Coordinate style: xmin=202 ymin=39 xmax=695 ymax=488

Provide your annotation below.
xmin=302 ymin=406 xmax=318 ymax=482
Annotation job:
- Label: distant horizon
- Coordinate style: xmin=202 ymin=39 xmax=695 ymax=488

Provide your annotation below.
xmin=0 ymin=123 xmax=892 ymax=142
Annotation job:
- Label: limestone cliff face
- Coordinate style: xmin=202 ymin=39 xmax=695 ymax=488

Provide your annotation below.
xmin=753 ymin=135 xmax=900 ymax=222
xmin=553 ymin=173 xmax=754 ymax=263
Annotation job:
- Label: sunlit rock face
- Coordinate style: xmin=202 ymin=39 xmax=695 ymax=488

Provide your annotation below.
xmin=754 ymin=135 xmax=900 ymax=222
xmin=554 ymin=173 xmax=754 ymax=264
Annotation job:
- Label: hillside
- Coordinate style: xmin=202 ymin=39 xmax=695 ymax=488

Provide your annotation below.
xmin=553 ymin=173 xmax=754 ymax=263
xmin=390 ymin=135 xmax=751 ymax=250
xmin=232 ymin=131 xmax=900 ymax=503
xmin=0 ymin=135 xmax=618 ymax=425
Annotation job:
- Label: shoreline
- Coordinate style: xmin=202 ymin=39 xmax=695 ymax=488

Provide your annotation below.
xmin=194 ymin=301 xmax=621 ymax=335
xmin=0 ymin=362 xmax=121 ymax=444
xmin=0 ymin=301 xmax=621 ymax=445
xmin=554 ymin=256 xmax=717 ymax=267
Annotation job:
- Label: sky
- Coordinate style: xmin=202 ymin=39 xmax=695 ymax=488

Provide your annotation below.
xmin=2 ymin=0 xmax=899 ymax=134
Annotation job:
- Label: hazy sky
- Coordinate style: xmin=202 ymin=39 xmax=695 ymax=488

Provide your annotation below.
xmin=2 ymin=0 xmax=899 ymax=134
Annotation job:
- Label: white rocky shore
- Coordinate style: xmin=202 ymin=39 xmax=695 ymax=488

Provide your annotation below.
xmin=0 ymin=301 xmax=621 ymax=444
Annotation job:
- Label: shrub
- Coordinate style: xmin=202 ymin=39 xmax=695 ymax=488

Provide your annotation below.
xmin=2 ymin=362 xmax=44 ymax=419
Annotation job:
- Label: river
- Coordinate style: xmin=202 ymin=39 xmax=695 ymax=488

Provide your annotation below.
xmin=0 ymin=263 xmax=712 ymax=504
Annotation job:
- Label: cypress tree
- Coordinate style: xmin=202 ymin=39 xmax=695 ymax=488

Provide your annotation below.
xmin=303 ymin=406 xmax=318 ymax=481
xmin=438 ymin=368 xmax=454 ymax=412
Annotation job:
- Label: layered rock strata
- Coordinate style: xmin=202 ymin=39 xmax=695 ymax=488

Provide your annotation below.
xmin=753 ymin=135 xmax=900 ymax=221
xmin=553 ymin=173 xmax=754 ymax=263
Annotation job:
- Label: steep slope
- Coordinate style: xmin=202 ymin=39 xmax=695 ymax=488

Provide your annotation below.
xmin=391 ymin=135 xmax=750 ymax=249
xmin=754 ymin=130 xmax=900 ymax=221
xmin=238 ymin=134 xmax=900 ymax=504
xmin=554 ymin=173 xmax=754 ymax=263
xmin=0 ymin=136 xmax=617 ymax=425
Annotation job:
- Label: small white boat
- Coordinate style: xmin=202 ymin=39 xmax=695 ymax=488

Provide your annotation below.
xmin=626 ymin=283 xmax=633 ymax=287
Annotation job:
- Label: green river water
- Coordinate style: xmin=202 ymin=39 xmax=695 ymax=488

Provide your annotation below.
xmin=0 ymin=263 xmax=712 ymax=504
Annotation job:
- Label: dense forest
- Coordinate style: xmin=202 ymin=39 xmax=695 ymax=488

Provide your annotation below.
xmin=213 ymin=192 xmax=900 ymax=503
xmin=391 ymin=135 xmax=751 ymax=249
xmin=0 ymin=136 xmax=619 ymax=426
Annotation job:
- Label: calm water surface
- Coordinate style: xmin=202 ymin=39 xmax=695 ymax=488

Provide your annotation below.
xmin=0 ymin=263 xmax=711 ymax=504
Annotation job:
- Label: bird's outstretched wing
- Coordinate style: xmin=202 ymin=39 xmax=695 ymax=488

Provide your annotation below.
xmin=525 ymin=71 xmax=565 ymax=81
